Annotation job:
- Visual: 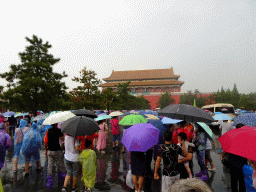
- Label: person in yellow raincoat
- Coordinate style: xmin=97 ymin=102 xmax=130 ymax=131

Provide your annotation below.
xmin=79 ymin=139 xmax=97 ymax=191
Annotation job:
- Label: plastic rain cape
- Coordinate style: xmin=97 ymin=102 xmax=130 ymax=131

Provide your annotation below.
xmin=20 ymin=122 xmax=42 ymax=161
xmin=78 ymin=149 xmax=97 ymax=189
xmin=14 ymin=119 xmax=30 ymax=164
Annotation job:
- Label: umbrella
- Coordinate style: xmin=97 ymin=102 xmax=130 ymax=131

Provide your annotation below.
xmin=97 ymin=113 xmax=107 ymax=117
xmin=159 ymin=104 xmax=215 ymax=123
xmin=94 ymin=115 xmax=111 ymax=121
xmin=72 ymin=109 xmax=97 ymax=118
xmin=196 ymin=122 xmax=215 ymax=141
xmin=3 ymin=111 xmax=16 ymax=117
xmin=109 ymin=111 xmax=123 ymax=117
xmin=213 ymin=114 xmax=232 ymax=121
xmin=121 ymin=112 xmax=131 ymax=117
xmin=218 ymin=126 xmax=256 ymax=161
xmin=214 ymin=112 xmax=223 ymax=114
xmin=129 ymin=110 xmax=138 ymax=114
xmin=119 ymin=114 xmax=148 ymax=126
xmin=33 ymin=114 xmax=48 ymax=122
xmin=140 ymin=111 xmax=158 ymax=116
xmin=161 ymin=117 xmax=183 ymax=125
xmin=15 ymin=112 xmax=29 ymax=117
xmin=147 ymin=119 xmax=168 ymax=144
xmin=121 ymin=123 xmax=160 ymax=152
xmin=61 ymin=116 xmax=100 ymax=137
xmin=43 ymin=111 xmax=76 ymax=125
xmin=143 ymin=114 xmax=160 ymax=120
xmin=233 ymin=113 xmax=256 ymax=127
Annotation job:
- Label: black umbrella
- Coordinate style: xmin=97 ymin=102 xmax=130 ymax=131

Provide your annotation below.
xmin=72 ymin=109 xmax=97 ymax=118
xmin=61 ymin=116 xmax=100 ymax=137
xmin=159 ymin=104 xmax=216 ymax=123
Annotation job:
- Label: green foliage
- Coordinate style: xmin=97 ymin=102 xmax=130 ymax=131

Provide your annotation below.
xmin=70 ymin=67 xmax=101 ymax=110
xmin=0 ymin=35 xmax=68 ymax=115
xmin=157 ymin=92 xmax=175 ymax=109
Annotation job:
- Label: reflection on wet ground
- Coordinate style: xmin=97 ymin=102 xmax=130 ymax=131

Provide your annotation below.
xmin=1 ymin=126 xmax=231 ymax=191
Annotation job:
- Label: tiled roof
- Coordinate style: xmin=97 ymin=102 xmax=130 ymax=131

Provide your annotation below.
xmin=103 ymin=68 xmax=179 ymax=81
xmin=99 ymin=80 xmax=184 ymax=87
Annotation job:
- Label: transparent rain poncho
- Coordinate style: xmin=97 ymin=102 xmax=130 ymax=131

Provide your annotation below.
xmin=0 ymin=123 xmax=12 ymax=169
xmin=41 ymin=124 xmax=51 ymax=141
xmin=20 ymin=122 xmax=42 ymax=162
xmin=14 ymin=119 xmax=28 ymax=159
xmin=79 ymin=149 xmax=97 ymax=189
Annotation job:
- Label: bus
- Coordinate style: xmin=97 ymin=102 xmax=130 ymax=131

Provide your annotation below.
xmin=202 ymin=103 xmax=236 ymax=118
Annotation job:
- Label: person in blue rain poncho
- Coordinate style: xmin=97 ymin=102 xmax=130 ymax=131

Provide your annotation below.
xmin=0 ymin=123 xmax=12 ymax=170
xmin=36 ymin=119 xmax=46 ymax=141
xmin=14 ymin=119 xmax=30 ymax=172
xmin=21 ymin=122 xmax=42 ymax=176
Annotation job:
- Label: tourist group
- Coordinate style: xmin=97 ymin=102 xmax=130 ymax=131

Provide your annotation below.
xmin=0 ymin=104 xmax=256 ymax=192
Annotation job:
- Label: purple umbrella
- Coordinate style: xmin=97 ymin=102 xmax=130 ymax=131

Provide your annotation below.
xmin=121 ymin=123 xmax=159 ymax=152
xmin=3 ymin=111 xmax=16 ymax=117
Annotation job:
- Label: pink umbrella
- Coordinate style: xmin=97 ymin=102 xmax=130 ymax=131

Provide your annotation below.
xmin=219 ymin=126 xmax=256 ymax=161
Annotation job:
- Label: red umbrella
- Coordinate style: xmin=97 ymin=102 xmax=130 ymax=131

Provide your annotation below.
xmin=219 ymin=126 xmax=256 ymax=161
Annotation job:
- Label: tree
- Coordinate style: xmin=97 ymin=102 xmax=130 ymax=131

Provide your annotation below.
xmin=231 ymin=83 xmax=240 ymax=108
xmin=0 ymin=35 xmax=68 ymax=115
xmin=179 ymin=90 xmax=196 ymax=105
xmin=100 ymin=87 xmax=116 ymax=113
xmin=115 ymin=82 xmax=131 ymax=110
xmin=157 ymin=92 xmax=175 ymax=109
xmin=70 ymin=67 xmax=101 ymax=110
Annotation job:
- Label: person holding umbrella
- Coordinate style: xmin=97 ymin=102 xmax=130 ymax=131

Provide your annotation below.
xmin=44 ymin=123 xmax=66 ymax=188
xmin=96 ymin=120 xmax=107 ymax=153
xmin=111 ymin=116 xmax=120 ymax=149
xmin=194 ymin=124 xmax=208 ymax=181
xmin=61 ymin=133 xmax=81 ymax=192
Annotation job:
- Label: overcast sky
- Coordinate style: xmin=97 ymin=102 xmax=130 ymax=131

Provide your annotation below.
xmin=1 ymin=0 xmax=255 ymax=94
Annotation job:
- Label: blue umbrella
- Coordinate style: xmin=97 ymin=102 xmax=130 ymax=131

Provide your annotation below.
xmin=3 ymin=111 xmax=16 ymax=117
xmin=94 ymin=115 xmax=111 ymax=121
xmin=97 ymin=113 xmax=107 ymax=117
xmin=233 ymin=113 xmax=256 ymax=127
xmin=161 ymin=117 xmax=183 ymax=125
xmin=147 ymin=119 xmax=169 ymax=144
xmin=121 ymin=112 xmax=131 ymax=117
xmin=213 ymin=114 xmax=232 ymax=121
xmin=214 ymin=112 xmax=223 ymax=114
xmin=141 ymin=111 xmax=158 ymax=116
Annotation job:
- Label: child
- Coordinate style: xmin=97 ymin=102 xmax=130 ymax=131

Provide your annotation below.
xmin=177 ymin=132 xmax=194 ymax=179
xmin=154 ymin=130 xmax=187 ymax=192
xmin=79 ymin=139 xmax=97 ymax=192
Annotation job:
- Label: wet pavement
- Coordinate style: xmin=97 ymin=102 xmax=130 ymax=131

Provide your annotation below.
xmin=1 ymin=126 xmax=232 ymax=192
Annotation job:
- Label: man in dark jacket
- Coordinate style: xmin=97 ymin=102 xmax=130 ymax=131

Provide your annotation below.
xmin=8 ymin=115 xmax=17 ymax=138
xmin=222 ymin=123 xmax=247 ymax=192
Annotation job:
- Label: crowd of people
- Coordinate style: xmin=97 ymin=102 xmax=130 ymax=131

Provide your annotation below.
xmin=0 ymin=111 xmax=255 ymax=192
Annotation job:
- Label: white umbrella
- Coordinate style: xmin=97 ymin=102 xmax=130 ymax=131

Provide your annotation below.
xmin=109 ymin=111 xmax=123 ymax=117
xmin=43 ymin=111 xmax=76 ymax=125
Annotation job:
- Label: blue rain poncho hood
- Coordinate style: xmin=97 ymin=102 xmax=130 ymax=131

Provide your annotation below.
xmin=19 ymin=119 xmax=28 ymax=129
xmin=37 ymin=119 xmax=44 ymax=126
xmin=21 ymin=122 xmax=42 ymax=156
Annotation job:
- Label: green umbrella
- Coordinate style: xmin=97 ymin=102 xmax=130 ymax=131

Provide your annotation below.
xmin=197 ymin=122 xmax=215 ymax=141
xmin=119 ymin=114 xmax=148 ymax=126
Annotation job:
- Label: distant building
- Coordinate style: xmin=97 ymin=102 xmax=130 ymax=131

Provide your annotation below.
xmin=99 ymin=68 xmax=184 ymax=94
xmin=99 ymin=68 xmax=185 ymax=109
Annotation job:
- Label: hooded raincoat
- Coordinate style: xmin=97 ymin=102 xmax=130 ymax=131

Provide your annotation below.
xmin=14 ymin=119 xmax=29 ymax=159
xmin=21 ymin=122 xmax=42 ymax=162
xmin=0 ymin=123 xmax=12 ymax=169
xmin=78 ymin=149 xmax=97 ymax=189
